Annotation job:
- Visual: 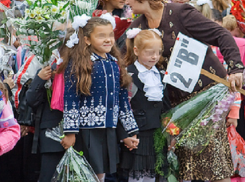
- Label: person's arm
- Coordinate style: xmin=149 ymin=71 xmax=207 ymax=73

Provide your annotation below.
xmin=226 ymin=92 xmax=241 ymax=128
xmin=61 ymin=61 xmax=79 ymax=149
xmin=179 ymin=4 xmax=244 ymax=75
xmin=0 ymin=99 xmax=20 ymax=156
xmin=118 ymin=87 xmax=139 ymax=135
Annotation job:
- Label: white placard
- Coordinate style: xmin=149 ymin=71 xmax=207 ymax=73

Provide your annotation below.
xmin=163 ymin=32 xmax=208 ymax=93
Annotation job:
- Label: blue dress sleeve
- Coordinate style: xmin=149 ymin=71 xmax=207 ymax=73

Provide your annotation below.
xmin=118 ymin=87 xmax=139 ymax=134
xmin=63 ymin=62 xmax=80 ymax=133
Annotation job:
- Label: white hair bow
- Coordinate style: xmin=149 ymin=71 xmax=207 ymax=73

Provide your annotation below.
xmin=72 ymin=14 xmax=91 ymax=31
xmin=196 ymin=0 xmax=213 ymax=8
xmin=126 ymin=28 xmax=162 ymax=39
xmin=100 ymin=13 xmax=116 ymax=29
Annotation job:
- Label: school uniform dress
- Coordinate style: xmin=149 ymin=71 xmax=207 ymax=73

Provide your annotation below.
xmin=118 ymin=61 xmax=171 ymax=180
xmin=64 ymin=53 xmax=139 ymax=174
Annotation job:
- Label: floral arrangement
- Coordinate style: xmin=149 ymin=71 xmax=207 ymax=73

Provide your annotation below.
xmin=231 ymin=0 xmax=245 ymax=33
xmin=45 ymin=124 xmax=100 ymax=182
xmin=154 ymin=83 xmax=234 ymax=176
xmin=10 ymin=0 xmax=98 ymax=65
xmin=10 ymin=0 xmax=70 ymax=65
xmin=69 ymin=0 xmax=99 ymax=21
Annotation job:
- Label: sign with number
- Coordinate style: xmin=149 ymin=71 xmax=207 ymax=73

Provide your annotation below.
xmin=163 ymin=32 xmax=208 ymax=93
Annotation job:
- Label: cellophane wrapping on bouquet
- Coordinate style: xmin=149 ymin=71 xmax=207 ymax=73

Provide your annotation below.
xmin=45 ymin=124 xmax=99 ymax=182
xmin=154 ymin=83 xmax=235 ymax=175
xmin=227 ymin=125 xmax=245 ymax=177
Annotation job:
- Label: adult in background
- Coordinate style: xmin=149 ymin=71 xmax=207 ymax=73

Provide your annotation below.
xmin=122 ymin=0 xmax=244 ymax=182
xmin=96 ymin=0 xmax=131 ymax=42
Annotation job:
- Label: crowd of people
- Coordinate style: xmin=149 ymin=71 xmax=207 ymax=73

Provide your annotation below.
xmin=0 ymin=0 xmax=245 ymax=182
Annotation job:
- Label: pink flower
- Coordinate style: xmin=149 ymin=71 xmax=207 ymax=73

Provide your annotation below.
xmin=200 ymin=119 xmax=209 ymax=126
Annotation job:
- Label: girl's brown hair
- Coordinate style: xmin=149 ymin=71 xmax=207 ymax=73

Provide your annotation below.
xmin=124 ymin=29 xmax=164 ymax=69
xmin=58 ymin=17 xmax=131 ymax=96
xmin=136 ymin=0 xmax=164 ymax=10
xmin=0 ymin=80 xmax=8 ymax=103
xmin=222 ymin=15 xmax=238 ymax=31
xmin=212 ymin=0 xmax=230 ymax=12
xmin=191 ymin=0 xmax=212 ymax=20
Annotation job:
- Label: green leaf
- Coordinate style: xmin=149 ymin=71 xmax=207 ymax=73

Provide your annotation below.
xmin=50 ymin=41 xmax=62 ymax=52
xmin=42 ymin=3 xmax=53 ymax=7
xmin=167 ymin=174 xmax=178 ymax=182
xmin=62 ymin=1 xmax=70 ymax=10
xmin=25 ymin=0 xmax=33 ymax=6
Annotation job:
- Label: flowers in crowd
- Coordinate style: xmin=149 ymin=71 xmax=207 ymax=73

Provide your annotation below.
xmin=11 ymin=0 xmax=70 ymax=65
xmin=45 ymin=124 xmax=100 ymax=182
xmin=0 ymin=0 xmax=11 ymax=9
xmin=123 ymin=5 xmax=141 ymax=20
xmin=231 ymin=0 xmax=245 ymax=33
xmin=154 ymin=83 xmax=233 ymax=176
xmin=9 ymin=0 xmax=99 ymax=64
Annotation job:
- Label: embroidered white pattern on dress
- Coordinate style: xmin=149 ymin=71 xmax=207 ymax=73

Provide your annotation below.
xmin=119 ymin=101 xmax=138 ymax=132
xmin=64 ymin=101 xmax=79 ymax=130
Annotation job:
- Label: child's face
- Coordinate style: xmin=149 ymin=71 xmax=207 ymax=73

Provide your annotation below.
xmin=134 ymin=39 xmax=163 ymax=70
xmin=85 ymin=24 xmax=115 ymax=58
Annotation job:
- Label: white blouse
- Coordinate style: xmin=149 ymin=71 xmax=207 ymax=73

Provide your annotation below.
xmin=134 ymin=61 xmax=164 ymax=101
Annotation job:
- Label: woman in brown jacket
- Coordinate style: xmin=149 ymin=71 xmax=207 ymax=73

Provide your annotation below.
xmin=122 ymin=0 xmax=244 ymax=182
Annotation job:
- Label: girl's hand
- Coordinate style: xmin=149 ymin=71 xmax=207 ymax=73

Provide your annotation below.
xmin=20 ymin=125 xmax=29 ymax=137
xmin=123 ymin=135 xmax=139 ymax=151
xmin=228 ymin=73 xmax=243 ymax=92
xmin=226 ymin=118 xmax=238 ymax=128
xmin=38 ymin=66 xmax=52 ymax=81
xmin=60 ymin=133 xmax=76 ymax=150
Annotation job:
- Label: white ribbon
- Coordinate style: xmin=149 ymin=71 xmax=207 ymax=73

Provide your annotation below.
xmin=100 ymin=13 xmax=116 ymax=29
xmin=196 ymin=0 xmax=213 ymax=8
xmin=72 ymin=14 xmax=91 ymax=31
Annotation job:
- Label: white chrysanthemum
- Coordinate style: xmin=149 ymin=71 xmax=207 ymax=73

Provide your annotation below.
xmin=25 ymin=9 xmax=30 ymax=15
xmin=61 ymin=11 xmax=66 ymax=18
xmin=34 ymin=7 xmax=42 ymax=15
xmin=58 ymin=2 xmax=66 ymax=10
xmin=50 ymin=5 xmax=59 ymax=14
xmin=36 ymin=15 xmax=45 ymax=21
xmin=29 ymin=11 xmax=36 ymax=19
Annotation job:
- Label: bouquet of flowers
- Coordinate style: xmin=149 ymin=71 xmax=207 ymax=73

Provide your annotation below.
xmin=9 ymin=0 xmax=70 ymax=65
xmin=70 ymin=0 xmax=99 ymax=21
xmin=46 ymin=123 xmax=100 ymax=182
xmin=154 ymin=83 xmax=235 ymax=175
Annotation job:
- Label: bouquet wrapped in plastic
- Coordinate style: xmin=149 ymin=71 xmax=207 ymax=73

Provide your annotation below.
xmin=227 ymin=125 xmax=245 ymax=177
xmin=46 ymin=124 xmax=99 ymax=182
xmin=154 ymin=83 xmax=235 ymax=175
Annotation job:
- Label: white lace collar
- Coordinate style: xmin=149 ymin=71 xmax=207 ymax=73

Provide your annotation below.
xmin=134 ymin=61 xmax=164 ymax=101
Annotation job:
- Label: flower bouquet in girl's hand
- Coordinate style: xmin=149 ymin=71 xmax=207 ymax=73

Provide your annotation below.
xmin=154 ymin=83 xmax=235 ymax=176
xmin=46 ymin=123 xmax=100 ymax=182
